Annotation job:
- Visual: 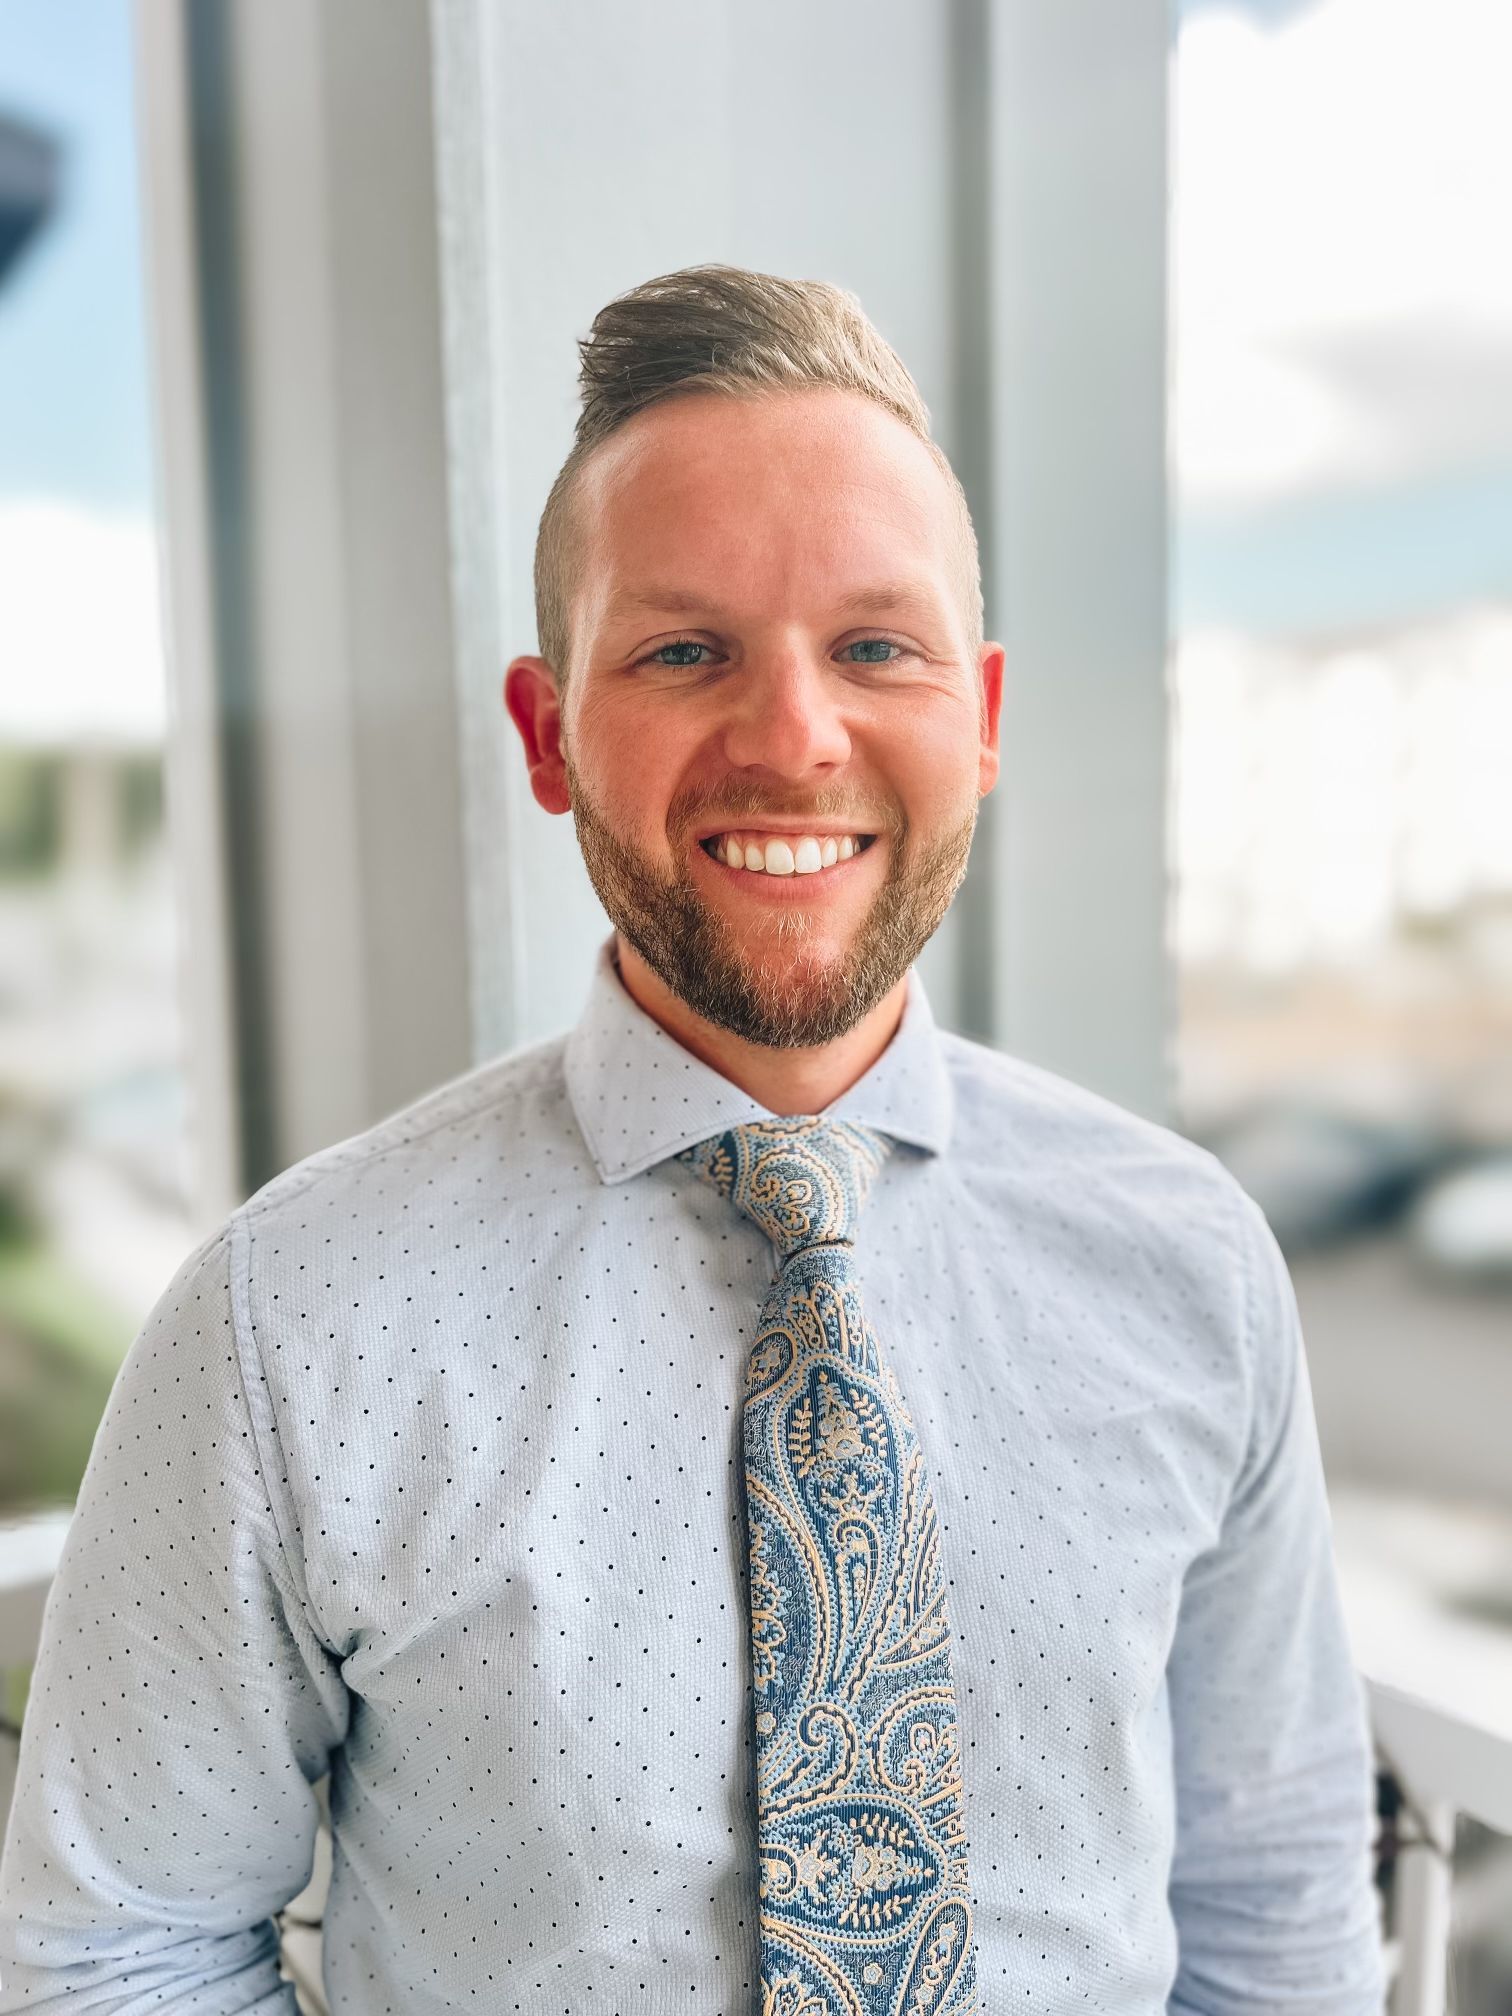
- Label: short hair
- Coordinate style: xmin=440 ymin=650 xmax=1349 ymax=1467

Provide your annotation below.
xmin=532 ymin=263 xmax=984 ymax=688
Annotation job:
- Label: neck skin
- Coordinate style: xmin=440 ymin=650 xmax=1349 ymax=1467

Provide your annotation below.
xmin=612 ymin=930 xmax=909 ymax=1116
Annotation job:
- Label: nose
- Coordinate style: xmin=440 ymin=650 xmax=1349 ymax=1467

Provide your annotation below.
xmin=717 ymin=647 xmax=854 ymax=780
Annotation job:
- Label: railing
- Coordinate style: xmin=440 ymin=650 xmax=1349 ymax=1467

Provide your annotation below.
xmin=1366 ymin=1675 xmax=1512 ymax=2016
xmin=4 ymin=1507 xmax=1510 ymax=2013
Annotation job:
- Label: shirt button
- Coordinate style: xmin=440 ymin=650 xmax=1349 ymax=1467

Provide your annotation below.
xmin=862 ymin=1962 xmax=884 ymax=1985
xmin=755 ymin=1710 xmax=776 ymax=1734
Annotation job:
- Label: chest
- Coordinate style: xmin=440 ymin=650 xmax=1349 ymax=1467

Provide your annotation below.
xmin=287 ymin=1167 xmax=1235 ymax=1845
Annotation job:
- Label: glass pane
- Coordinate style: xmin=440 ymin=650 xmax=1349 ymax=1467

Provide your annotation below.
xmin=1172 ymin=0 xmax=1512 ymax=1989
xmin=0 ymin=0 xmax=192 ymax=1526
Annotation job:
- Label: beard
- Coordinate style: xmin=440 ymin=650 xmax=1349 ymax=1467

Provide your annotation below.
xmin=561 ymin=745 xmax=978 ymax=1049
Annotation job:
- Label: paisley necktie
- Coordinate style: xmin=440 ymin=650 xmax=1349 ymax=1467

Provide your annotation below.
xmin=676 ymin=1116 xmax=979 ymax=2015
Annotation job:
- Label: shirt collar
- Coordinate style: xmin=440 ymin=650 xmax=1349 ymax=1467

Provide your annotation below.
xmin=563 ymin=933 xmax=954 ymax=1184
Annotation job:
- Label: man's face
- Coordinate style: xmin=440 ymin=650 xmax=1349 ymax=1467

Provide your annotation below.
xmin=510 ymin=387 xmax=1003 ymax=1049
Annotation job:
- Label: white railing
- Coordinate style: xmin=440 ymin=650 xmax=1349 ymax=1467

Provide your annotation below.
xmin=1365 ymin=1675 xmax=1512 ymax=2016
xmin=4 ymin=1507 xmax=1510 ymax=2013
xmin=1333 ymin=1483 xmax=1512 ymax=2015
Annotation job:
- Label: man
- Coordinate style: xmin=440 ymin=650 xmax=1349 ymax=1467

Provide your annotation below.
xmin=0 ymin=264 xmax=1384 ymax=2013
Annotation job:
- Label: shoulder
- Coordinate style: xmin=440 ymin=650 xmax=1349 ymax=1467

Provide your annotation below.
xmin=937 ymin=1031 xmax=1288 ymax=1481
xmin=940 ymin=1026 xmax=1238 ymax=1196
xmin=938 ymin=1023 xmax=1263 ymax=1313
xmin=232 ymin=1031 xmax=571 ymax=1237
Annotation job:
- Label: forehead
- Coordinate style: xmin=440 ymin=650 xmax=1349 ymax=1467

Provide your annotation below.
xmin=573 ymin=388 xmax=960 ymax=631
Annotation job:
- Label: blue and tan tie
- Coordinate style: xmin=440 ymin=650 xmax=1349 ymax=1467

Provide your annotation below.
xmin=677 ymin=1116 xmax=979 ymax=2015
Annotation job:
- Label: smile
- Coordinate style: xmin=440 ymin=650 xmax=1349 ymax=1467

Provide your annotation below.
xmin=698 ymin=831 xmax=878 ymax=876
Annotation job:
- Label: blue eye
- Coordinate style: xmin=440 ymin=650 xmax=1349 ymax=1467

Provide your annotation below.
xmin=636 ymin=636 xmax=908 ymax=669
xmin=646 ymin=641 xmax=710 ymax=667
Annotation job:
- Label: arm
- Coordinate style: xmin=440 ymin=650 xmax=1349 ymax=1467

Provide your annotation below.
xmin=0 ymin=1220 xmax=349 ymax=2012
xmin=1166 ymin=1187 xmax=1386 ymax=2016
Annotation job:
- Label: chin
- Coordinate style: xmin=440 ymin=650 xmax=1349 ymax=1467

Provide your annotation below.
xmin=741 ymin=952 xmax=847 ymax=1009
xmin=694 ymin=939 xmax=886 ymax=1050
xmin=727 ymin=917 xmax=851 ymax=969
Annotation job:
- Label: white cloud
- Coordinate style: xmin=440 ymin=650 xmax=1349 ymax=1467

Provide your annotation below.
xmin=0 ymin=500 xmax=166 ymax=745
xmin=1172 ymin=606 xmax=1512 ymax=970
xmin=1172 ymin=0 xmax=1512 ymax=507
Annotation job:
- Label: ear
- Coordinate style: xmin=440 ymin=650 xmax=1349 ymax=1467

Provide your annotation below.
xmin=977 ymin=642 xmax=1005 ymax=796
xmin=504 ymin=656 xmax=572 ymax=814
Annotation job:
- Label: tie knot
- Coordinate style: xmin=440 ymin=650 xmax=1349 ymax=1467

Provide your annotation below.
xmin=676 ymin=1116 xmax=891 ymax=1259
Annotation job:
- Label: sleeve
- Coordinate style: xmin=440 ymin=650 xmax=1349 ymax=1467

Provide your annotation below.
xmin=1165 ymin=1186 xmax=1387 ymax=2016
xmin=0 ymin=1219 xmax=350 ymax=2013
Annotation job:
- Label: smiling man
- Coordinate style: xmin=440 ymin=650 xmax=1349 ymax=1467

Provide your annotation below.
xmin=0 ymin=266 xmax=1384 ymax=2016
xmin=507 ymin=315 xmax=996 ymax=1101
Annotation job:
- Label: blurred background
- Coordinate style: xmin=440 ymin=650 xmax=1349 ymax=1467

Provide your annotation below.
xmin=0 ymin=1 xmax=1508 ymax=2010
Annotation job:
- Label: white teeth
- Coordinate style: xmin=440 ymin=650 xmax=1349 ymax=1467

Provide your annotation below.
xmin=710 ymin=833 xmax=870 ymax=873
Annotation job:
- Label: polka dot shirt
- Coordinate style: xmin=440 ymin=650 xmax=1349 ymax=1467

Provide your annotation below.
xmin=0 ymin=934 xmax=1384 ymax=2012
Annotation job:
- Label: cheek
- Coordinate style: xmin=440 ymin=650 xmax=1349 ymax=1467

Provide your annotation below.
xmin=572 ymin=689 xmax=688 ymax=836
xmin=869 ymin=698 xmax=981 ymax=818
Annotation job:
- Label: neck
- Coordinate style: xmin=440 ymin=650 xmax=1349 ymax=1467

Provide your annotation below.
xmin=612 ymin=932 xmax=909 ymax=1116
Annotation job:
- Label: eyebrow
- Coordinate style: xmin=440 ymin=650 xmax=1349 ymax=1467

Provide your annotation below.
xmin=602 ymin=581 xmax=944 ymax=626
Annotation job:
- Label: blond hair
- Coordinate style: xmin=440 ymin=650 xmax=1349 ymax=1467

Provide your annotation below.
xmin=533 ymin=263 xmax=983 ymax=687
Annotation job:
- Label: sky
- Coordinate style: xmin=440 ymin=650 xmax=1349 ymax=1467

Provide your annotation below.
xmin=0 ymin=0 xmax=161 ymax=744
xmin=1176 ymin=0 xmax=1322 ymax=24
xmin=1170 ymin=0 xmax=1512 ymax=633
xmin=0 ymin=0 xmax=1509 ymax=745
xmin=0 ymin=0 xmax=151 ymax=510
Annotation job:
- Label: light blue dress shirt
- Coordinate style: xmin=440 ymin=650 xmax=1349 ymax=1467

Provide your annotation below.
xmin=0 ymin=935 xmax=1385 ymax=2013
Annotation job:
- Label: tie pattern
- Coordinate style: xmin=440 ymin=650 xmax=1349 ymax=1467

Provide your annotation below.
xmin=677 ymin=1117 xmax=979 ymax=2016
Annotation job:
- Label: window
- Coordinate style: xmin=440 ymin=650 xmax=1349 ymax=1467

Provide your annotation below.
xmin=0 ymin=1 xmax=192 ymax=1520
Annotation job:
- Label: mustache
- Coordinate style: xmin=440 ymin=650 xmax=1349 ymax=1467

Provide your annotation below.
xmin=668 ymin=789 xmax=906 ymax=840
